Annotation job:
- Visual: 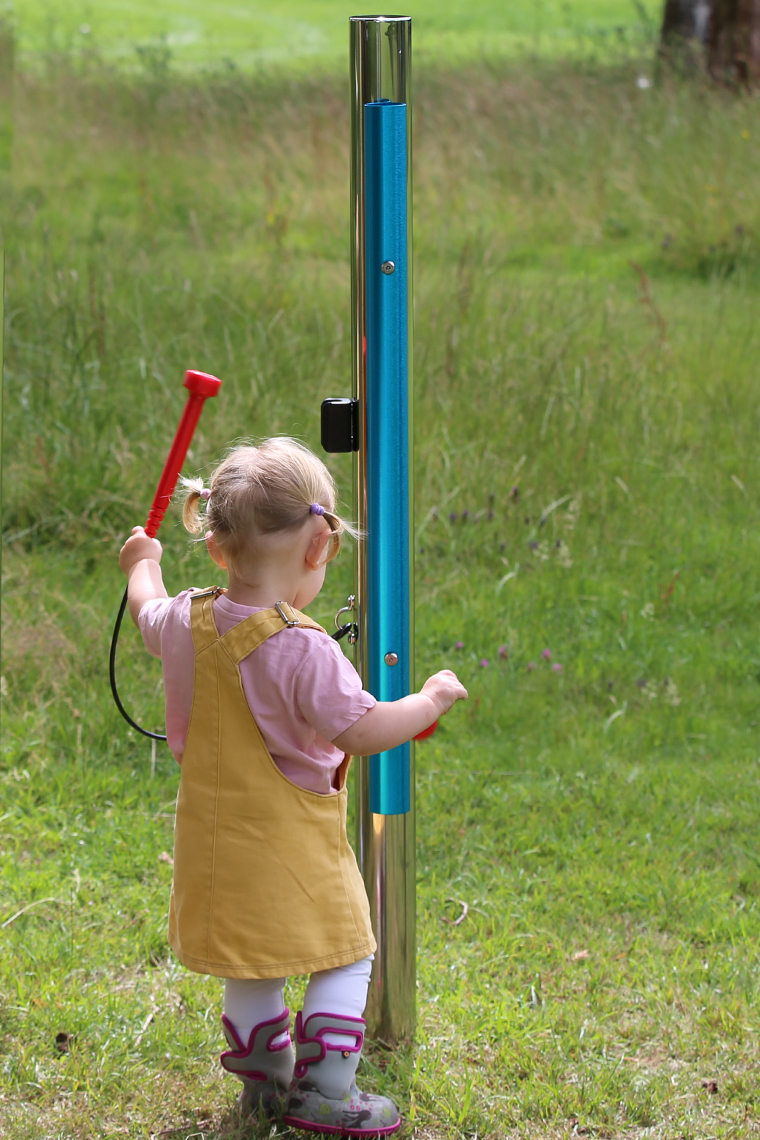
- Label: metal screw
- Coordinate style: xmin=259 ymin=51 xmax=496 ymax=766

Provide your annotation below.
xmin=381 ymin=261 xmax=395 ymax=275
xmin=384 ymin=651 xmax=399 ymax=666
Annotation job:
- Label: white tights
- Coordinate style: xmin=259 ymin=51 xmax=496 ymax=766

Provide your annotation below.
xmin=224 ymin=954 xmax=373 ymax=1048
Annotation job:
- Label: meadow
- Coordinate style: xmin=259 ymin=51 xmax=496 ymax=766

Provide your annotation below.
xmin=15 ymin=1 xmax=661 ymax=70
xmin=4 ymin=15 xmax=760 ymax=1140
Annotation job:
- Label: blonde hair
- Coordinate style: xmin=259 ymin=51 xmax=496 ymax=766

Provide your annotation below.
xmin=181 ymin=437 xmax=355 ymax=567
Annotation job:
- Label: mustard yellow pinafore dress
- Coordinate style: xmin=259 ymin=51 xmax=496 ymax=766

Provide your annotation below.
xmin=168 ymin=590 xmax=377 ymax=979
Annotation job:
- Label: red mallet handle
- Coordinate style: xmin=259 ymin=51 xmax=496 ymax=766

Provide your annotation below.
xmin=414 ymin=720 xmax=438 ymax=741
xmin=144 ymin=370 xmax=222 ymax=538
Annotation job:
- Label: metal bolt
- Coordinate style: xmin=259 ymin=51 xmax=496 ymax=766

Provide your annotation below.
xmin=384 ymin=652 xmax=399 ymax=666
xmin=381 ymin=261 xmax=395 ymax=275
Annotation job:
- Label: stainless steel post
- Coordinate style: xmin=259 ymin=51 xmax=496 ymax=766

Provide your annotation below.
xmin=349 ymin=15 xmax=415 ymax=1044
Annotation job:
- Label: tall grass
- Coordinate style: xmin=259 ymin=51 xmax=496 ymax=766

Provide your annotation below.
xmin=7 ymin=58 xmax=760 ymax=542
xmin=3 ymin=51 xmax=760 ymax=1139
xmin=14 ymin=0 xmax=661 ymax=72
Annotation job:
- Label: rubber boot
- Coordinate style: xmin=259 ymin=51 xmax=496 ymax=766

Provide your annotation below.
xmin=284 ymin=1011 xmax=401 ymax=1136
xmin=220 ymin=1008 xmax=294 ymax=1116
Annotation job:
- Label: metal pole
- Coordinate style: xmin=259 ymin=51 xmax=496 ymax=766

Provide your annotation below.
xmin=350 ymin=15 xmax=415 ymax=1044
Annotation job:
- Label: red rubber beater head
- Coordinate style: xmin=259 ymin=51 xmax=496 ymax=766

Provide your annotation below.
xmin=414 ymin=720 xmax=438 ymax=741
xmin=184 ymin=370 xmax=222 ymax=399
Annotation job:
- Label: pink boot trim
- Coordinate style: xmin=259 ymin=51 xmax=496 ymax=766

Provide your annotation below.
xmin=220 ymin=1009 xmax=292 ymax=1082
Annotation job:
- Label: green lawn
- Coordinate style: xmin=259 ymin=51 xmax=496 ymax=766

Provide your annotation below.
xmin=13 ymin=0 xmax=661 ymax=69
xmin=4 ymin=29 xmax=760 ymax=1140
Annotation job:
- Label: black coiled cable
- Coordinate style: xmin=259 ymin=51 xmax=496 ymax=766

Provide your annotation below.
xmin=109 ymin=586 xmax=167 ymax=740
xmin=109 ymin=589 xmax=358 ymax=741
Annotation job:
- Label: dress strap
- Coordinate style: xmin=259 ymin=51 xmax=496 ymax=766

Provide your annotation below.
xmin=189 ymin=588 xmax=224 ymax=653
xmin=221 ymin=604 xmax=325 ymax=665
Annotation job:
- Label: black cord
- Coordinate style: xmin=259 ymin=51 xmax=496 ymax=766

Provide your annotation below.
xmin=333 ymin=622 xmax=358 ymax=642
xmin=110 ymin=592 xmax=357 ymax=741
xmin=109 ymin=586 xmax=167 ymax=741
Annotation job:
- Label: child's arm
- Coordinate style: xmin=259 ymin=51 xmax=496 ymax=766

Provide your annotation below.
xmin=332 ymin=669 xmax=467 ymax=755
xmin=119 ymin=526 xmax=167 ymax=624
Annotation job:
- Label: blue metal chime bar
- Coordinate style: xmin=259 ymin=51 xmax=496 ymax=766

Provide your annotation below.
xmin=364 ymin=100 xmax=410 ymax=817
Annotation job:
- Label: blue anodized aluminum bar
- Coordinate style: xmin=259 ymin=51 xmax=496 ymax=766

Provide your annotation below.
xmin=364 ymin=100 xmax=410 ymax=816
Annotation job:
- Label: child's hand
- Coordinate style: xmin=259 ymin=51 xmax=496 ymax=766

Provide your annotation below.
xmin=119 ymin=526 xmax=163 ymax=576
xmin=333 ymin=670 xmax=468 ymax=755
xmin=420 ymin=670 xmax=468 ymax=717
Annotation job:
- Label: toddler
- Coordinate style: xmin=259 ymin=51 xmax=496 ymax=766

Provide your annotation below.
xmin=119 ymin=437 xmax=467 ymax=1136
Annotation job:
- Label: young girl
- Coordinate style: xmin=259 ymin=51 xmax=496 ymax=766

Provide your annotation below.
xmin=119 ymin=437 xmax=467 ymax=1136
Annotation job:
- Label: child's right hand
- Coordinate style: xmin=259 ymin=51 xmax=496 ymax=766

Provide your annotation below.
xmin=333 ymin=669 xmax=468 ymax=755
xmin=119 ymin=526 xmax=163 ymax=576
xmin=420 ymin=670 xmax=468 ymax=717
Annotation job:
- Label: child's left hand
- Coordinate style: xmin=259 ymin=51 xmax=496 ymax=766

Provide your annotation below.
xmin=119 ymin=526 xmax=163 ymax=576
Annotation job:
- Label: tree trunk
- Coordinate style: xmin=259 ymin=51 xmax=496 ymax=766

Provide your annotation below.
xmin=708 ymin=0 xmax=760 ymax=83
xmin=662 ymin=0 xmax=711 ymax=40
xmin=660 ymin=0 xmax=711 ymax=70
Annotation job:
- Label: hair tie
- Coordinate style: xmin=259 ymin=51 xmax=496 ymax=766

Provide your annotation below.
xmin=200 ymin=488 xmax=211 ymax=501
xmin=310 ymin=503 xmax=326 ymax=516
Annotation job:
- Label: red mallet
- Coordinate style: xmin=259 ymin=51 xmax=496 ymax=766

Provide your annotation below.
xmin=144 ymin=370 xmax=222 ymax=538
xmin=414 ymin=720 xmax=438 ymax=741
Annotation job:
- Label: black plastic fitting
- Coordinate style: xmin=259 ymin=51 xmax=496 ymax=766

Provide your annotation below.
xmin=321 ymin=398 xmax=359 ymax=453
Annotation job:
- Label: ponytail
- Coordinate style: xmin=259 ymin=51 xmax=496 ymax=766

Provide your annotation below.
xmin=180 ymin=476 xmax=208 ymax=535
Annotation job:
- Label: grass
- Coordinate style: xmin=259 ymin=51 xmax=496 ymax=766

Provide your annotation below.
xmin=13 ymin=0 xmax=662 ymax=70
xmin=4 ymin=35 xmax=760 ymax=1140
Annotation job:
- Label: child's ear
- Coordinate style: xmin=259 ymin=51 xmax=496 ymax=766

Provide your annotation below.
xmin=205 ymin=531 xmax=227 ymax=570
xmin=305 ymin=530 xmax=331 ymax=570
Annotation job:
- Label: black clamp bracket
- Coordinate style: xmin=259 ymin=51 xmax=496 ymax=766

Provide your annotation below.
xmin=321 ymin=398 xmax=359 ymax=453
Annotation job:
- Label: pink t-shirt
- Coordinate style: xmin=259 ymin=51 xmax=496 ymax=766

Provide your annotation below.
xmin=138 ymin=590 xmax=375 ymax=795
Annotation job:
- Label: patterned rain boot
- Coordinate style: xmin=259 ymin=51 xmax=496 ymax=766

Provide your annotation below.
xmin=284 ymin=1011 xmax=401 ymax=1136
xmin=220 ymin=1008 xmax=294 ymax=1116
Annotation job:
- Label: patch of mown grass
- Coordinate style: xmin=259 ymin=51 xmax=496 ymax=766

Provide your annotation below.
xmin=3 ymin=51 xmax=760 ymax=1140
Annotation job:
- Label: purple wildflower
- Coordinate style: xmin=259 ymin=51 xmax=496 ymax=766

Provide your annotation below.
xmin=510 ymin=485 xmax=520 ymax=499
xmin=462 ymin=509 xmax=470 ymax=520
xmin=498 ymin=645 xmax=508 ymax=659
xmin=449 ymin=511 xmax=458 ymax=522
xmin=551 ymin=663 xmax=563 ymax=673
xmin=480 ymin=658 xmax=489 ymax=668
xmin=542 ymin=648 xmax=552 ymax=661
xmin=527 ymin=661 xmax=537 ymax=672
xmin=455 ymin=641 xmax=464 ymax=650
